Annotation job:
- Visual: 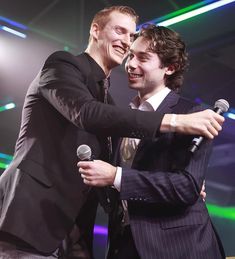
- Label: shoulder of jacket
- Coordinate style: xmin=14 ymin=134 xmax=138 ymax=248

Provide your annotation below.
xmin=44 ymin=50 xmax=76 ymax=64
xmin=42 ymin=51 xmax=91 ymax=75
xmin=174 ymin=95 xmax=203 ymax=113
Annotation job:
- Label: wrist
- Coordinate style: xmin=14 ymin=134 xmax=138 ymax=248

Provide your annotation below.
xmin=160 ymin=114 xmax=177 ymax=133
xmin=113 ymin=166 xmax=122 ymax=192
xmin=170 ymin=114 xmax=177 ymax=132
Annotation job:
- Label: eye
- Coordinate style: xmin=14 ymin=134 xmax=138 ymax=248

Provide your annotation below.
xmin=114 ymin=26 xmax=123 ymax=35
xmin=138 ymin=54 xmax=149 ymax=62
xmin=139 ymin=57 xmax=148 ymax=62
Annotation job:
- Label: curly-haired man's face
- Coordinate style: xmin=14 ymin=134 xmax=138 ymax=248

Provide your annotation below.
xmin=125 ymin=36 xmax=174 ymax=99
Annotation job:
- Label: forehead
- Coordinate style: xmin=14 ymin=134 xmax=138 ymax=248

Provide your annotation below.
xmin=130 ymin=36 xmax=150 ymax=52
xmin=106 ymin=11 xmax=136 ymax=31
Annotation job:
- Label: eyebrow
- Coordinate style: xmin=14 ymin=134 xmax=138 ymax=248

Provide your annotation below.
xmin=129 ymin=49 xmax=151 ymax=57
xmin=115 ymin=25 xmax=135 ymax=37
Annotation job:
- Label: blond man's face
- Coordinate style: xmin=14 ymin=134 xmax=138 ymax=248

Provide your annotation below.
xmin=94 ymin=11 xmax=136 ymax=69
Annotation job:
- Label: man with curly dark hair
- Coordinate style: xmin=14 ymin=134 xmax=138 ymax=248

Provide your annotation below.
xmin=78 ymin=24 xmax=225 ymax=259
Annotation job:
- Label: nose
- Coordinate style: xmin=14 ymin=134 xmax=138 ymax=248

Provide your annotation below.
xmin=125 ymin=56 xmax=137 ymax=72
xmin=122 ymin=34 xmax=132 ymax=49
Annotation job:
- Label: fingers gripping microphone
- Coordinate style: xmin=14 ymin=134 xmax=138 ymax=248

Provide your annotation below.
xmin=77 ymin=144 xmax=112 ymax=213
xmin=189 ymin=99 xmax=229 ymax=153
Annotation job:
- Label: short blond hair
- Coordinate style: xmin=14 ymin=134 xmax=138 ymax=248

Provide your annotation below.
xmin=92 ymin=6 xmax=138 ymax=28
xmin=88 ymin=6 xmax=138 ymax=42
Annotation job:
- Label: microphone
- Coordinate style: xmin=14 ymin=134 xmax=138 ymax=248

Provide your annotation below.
xmin=77 ymin=144 xmax=92 ymax=161
xmin=189 ymin=99 xmax=229 ymax=153
xmin=77 ymin=144 xmax=112 ymax=213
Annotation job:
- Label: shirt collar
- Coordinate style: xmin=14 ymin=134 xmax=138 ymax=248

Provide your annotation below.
xmin=130 ymin=87 xmax=171 ymax=111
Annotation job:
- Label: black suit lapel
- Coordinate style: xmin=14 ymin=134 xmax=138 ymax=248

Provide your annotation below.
xmin=76 ymin=53 xmax=103 ymax=101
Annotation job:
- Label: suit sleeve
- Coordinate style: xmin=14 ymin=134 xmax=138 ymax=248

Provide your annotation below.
xmin=38 ymin=51 xmax=163 ymax=139
xmin=120 ymin=105 xmax=212 ymax=207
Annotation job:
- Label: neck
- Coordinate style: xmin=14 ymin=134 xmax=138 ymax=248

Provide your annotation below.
xmin=138 ymin=84 xmax=166 ymax=104
xmin=85 ymin=45 xmax=111 ymax=77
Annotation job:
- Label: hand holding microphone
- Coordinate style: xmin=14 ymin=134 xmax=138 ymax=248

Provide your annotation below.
xmin=189 ymin=99 xmax=229 ymax=153
xmin=77 ymin=144 xmax=116 ymax=186
xmin=77 ymin=144 xmax=116 ymax=213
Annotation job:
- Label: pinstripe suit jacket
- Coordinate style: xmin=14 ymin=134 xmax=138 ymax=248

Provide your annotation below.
xmin=109 ymin=91 xmax=225 ymax=259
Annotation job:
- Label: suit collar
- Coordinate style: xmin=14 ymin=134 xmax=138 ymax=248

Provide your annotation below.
xmin=156 ymin=90 xmax=180 ymax=114
xmin=76 ymin=53 xmax=107 ymax=101
xmin=83 ymin=52 xmax=106 ymax=82
xmin=130 ymin=87 xmax=171 ymax=112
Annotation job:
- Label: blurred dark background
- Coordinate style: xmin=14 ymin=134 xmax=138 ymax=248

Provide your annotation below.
xmin=1 ymin=0 xmax=235 ymax=258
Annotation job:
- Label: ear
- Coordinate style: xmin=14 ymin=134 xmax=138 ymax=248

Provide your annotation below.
xmin=165 ymin=65 xmax=175 ymax=75
xmin=90 ymin=23 xmax=100 ymax=40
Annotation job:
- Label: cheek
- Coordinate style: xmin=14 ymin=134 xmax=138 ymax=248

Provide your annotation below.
xmin=107 ymin=30 xmax=119 ymax=42
xmin=99 ymin=31 xmax=113 ymax=45
xmin=140 ymin=66 xmax=151 ymax=78
xmin=147 ymin=64 xmax=163 ymax=77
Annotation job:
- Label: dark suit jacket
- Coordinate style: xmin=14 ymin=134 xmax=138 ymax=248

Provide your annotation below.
xmin=0 ymin=51 xmax=164 ymax=256
xmin=108 ymin=91 xmax=225 ymax=259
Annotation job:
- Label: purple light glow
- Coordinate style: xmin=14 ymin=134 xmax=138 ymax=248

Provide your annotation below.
xmin=194 ymin=97 xmax=202 ymax=104
xmin=93 ymin=225 xmax=108 ymax=235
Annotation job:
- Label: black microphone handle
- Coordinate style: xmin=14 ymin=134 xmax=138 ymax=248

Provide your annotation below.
xmin=189 ymin=136 xmax=204 ymax=153
xmin=81 ymin=162 xmax=111 ymax=213
xmin=189 ymin=105 xmax=225 ymax=153
xmin=214 ymin=107 xmax=223 ymax=114
xmin=79 ymin=160 xmax=111 ymax=213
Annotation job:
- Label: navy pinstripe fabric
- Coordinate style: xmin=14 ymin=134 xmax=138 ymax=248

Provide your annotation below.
xmin=108 ymin=92 xmax=225 ymax=259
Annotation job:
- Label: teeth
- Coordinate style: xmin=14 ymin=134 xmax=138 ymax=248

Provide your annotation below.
xmin=129 ymin=73 xmax=142 ymax=78
xmin=114 ymin=46 xmax=125 ymax=55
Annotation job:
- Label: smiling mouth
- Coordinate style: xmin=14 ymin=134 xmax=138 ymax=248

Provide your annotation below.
xmin=113 ymin=45 xmax=126 ymax=56
xmin=128 ymin=73 xmax=142 ymax=79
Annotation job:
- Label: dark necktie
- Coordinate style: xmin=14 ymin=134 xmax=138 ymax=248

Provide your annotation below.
xmin=102 ymin=77 xmax=113 ymax=160
xmin=100 ymin=78 xmax=113 ymax=213
xmin=103 ymin=77 xmax=110 ymax=104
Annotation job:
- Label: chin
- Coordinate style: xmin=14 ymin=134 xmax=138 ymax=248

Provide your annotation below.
xmin=112 ymin=54 xmax=125 ymax=65
xmin=128 ymin=84 xmax=139 ymax=90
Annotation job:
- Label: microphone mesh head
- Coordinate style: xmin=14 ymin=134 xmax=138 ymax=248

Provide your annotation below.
xmin=214 ymin=99 xmax=229 ymax=113
xmin=77 ymin=144 xmax=92 ymax=160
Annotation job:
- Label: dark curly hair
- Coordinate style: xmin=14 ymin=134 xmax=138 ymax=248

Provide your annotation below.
xmin=137 ymin=24 xmax=189 ymax=92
